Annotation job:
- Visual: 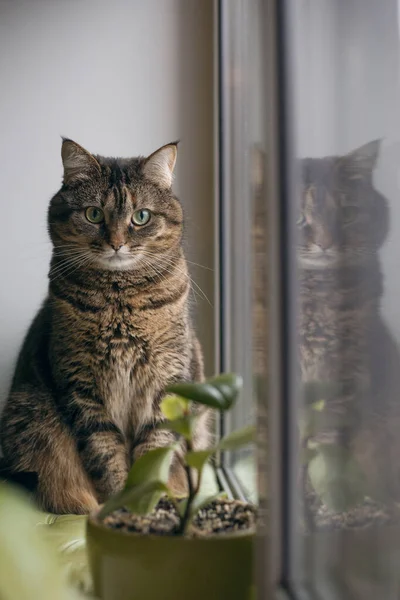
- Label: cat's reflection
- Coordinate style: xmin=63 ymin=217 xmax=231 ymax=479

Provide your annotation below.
xmin=298 ymin=140 xmax=400 ymax=505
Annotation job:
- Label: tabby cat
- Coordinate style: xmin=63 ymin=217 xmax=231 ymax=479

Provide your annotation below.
xmin=0 ymin=139 xmax=210 ymax=514
xmin=299 ymin=139 xmax=400 ymax=501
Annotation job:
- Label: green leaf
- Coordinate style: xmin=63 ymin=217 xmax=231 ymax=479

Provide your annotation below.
xmin=166 ymin=382 xmax=226 ymax=409
xmin=125 ymin=481 xmax=171 ymax=516
xmin=218 ymin=425 xmax=256 ymax=451
xmin=312 ymin=399 xmax=326 ymax=412
xmin=160 ymin=395 xmax=188 ymax=420
xmin=186 ymin=450 xmax=213 ymax=471
xmin=157 ymin=415 xmax=197 ymax=441
xmin=300 ymin=445 xmax=318 ymax=465
xmin=299 ymin=402 xmax=347 ymax=440
xmin=125 ymin=445 xmax=176 ymax=489
xmin=190 ymin=492 xmax=228 ymax=520
xmin=308 ymin=445 xmax=367 ymax=512
xmin=302 ymin=381 xmax=342 ymax=405
xmin=0 ymin=483 xmax=85 ymax=600
xmin=99 ymin=480 xmax=170 ymax=519
xmin=207 ymin=373 xmax=243 ymax=410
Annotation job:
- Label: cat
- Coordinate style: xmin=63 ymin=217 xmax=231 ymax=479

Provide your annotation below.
xmin=298 ymin=139 xmax=400 ymax=503
xmin=0 ymin=139 xmax=210 ymax=514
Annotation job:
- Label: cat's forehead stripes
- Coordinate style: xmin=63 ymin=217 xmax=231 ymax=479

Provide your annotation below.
xmin=105 ymin=161 xmax=131 ymax=187
xmin=304 ymin=184 xmax=336 ymax=213
xmin=112 ymin=185 xmax=126 ymax=211
xmin=102 ymin=184 xmax=141 ymax=218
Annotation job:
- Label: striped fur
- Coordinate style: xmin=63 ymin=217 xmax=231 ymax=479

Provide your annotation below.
xmin=0 ymin=140 xmax=210 ymax=514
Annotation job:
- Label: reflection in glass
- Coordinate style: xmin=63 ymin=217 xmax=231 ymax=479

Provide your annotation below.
xmin=289 ymin=1 xmax=400 ymax=598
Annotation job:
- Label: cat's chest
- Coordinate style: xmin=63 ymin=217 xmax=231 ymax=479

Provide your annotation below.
xmin=299 ymin=291 xmax=372 ymax=379
xmin=95 ymin=304 xmax=188 ymax=436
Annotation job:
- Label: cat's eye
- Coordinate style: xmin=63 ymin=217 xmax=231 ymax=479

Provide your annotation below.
xmin=342 ymin=206 xmax=359 ymax=223
xmin=85 ymin=207 xmax=105 ymax=224
xmin=132 ymin=209 xmax=151 ymax=226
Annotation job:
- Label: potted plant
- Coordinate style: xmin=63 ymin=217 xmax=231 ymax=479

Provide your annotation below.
xmin=86 ymin=374 xmax=256 ymax=600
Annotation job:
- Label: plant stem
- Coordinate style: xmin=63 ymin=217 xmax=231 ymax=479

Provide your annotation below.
xmin=177 ymin=439 xmax=196 ymax=535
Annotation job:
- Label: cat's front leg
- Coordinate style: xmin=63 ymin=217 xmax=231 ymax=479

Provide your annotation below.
xmin=63 ymin=391 xmax=129 ymax=502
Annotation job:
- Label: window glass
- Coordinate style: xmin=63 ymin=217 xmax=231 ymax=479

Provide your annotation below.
xmin=218 ymin=0 xmax=267 ymax=502
xmin=287 ymin=1 xmax=400 ymax=597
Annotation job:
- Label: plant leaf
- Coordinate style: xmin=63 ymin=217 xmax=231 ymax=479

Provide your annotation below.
xmin=300 ymin=445 xmax=318 ymax=465
xmin=312 ymin=399 xmax=326 ymax=412
xmin=0 ymin=484 xmax=79 ymax=600
xmin=99 ymin=480 xmax=170 ymax=519
xmin=302 ymin=381 xmax=343 ymax=405
xmin=157 ymin=415 xmax=197 ymax=440
xmin=160 ymin=395 xmax=188 ymax=420
xmin=218 ymin=425 xmax=256 ymax=451
xmin=299 ymin=403 xmax=348 ymax=440
xmin=207 ymin=373 xmax=243 ymax=410
xmin=125 ymin=445 xmax=176 ymax=489
xmin=166 ymin=382 xmax=226 ymax=409
xmin=125 ymin=481 xmax=171 ymax=516
xmin=190 ymin=492 xmax=228 ymax=520
xmin=308 ymin=445 xmax=367 ymax=512
xmin=186 ymin=450 xmax=213 ymax=471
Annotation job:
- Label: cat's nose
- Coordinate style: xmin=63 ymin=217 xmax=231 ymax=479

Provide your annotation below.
xmin=314 ymin=233 xmax=333 ymax=251
xmin=110 ymin=242 xmax=125 ymax=252
xmin=316 ymin=240 xmax=333 ymax=251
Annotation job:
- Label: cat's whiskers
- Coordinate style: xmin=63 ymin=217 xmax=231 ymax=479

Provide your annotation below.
xmin=49 ymin=251 xmax=94 ymax=280
xmin=157 ymin=255 xmax=212 ymax=306
xmin=53 ymin=249 xmax=93 ymax=259
xmin=50 ymin=255 xmax=95 ymax=283
xmin=21 ymin=246 xmax=96 ymax=263
xmin=49 ymin=250 xmax=91 ymax=272
xmin=49 ymin=259 xmax=90 ymax=281
xmin=138 ymin=255 xmax=198 ymax=305
xmin=139 ymin=250 xmax=211 ymax=305
xmin=184 ymin=259 xmax=213 ymax=272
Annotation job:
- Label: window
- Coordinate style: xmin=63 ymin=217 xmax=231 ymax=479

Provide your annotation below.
xmin=289 ymin=1 xmax=400 ymax=597
xmin=218 ymin=0 xmax=400 ymax=598
xmin=216 ymin=0 xmax=267 ymax=503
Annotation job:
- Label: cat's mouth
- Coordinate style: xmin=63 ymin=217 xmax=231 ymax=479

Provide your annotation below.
xmin=96 ymin=249 xmax=139 ymax=271
xmin=298 ymin=247 xmax=365 ymax=270
xmin=298 ymin=248 xmax=339 ymax=269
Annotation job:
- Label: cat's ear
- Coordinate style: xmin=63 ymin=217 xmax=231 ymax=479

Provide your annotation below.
xmin=343 ymin=139 xmax=382 ymax=174
xmin=61 ymin=138 xmax=101 ymax=185
xmin=143 ymin=142 xmax=178 ymax=189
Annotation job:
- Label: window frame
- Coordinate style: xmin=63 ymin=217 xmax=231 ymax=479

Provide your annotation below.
xmin=214 ymin=0 xmax=253 ymax=502
xmin=215 ymin=0 xmax=300 ymax=597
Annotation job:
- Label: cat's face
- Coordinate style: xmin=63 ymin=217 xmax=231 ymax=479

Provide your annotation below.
xmin=298 ymin=140 xmax=388 ymax=269
xmin=48 ymin=140 xmax=183 ymax=273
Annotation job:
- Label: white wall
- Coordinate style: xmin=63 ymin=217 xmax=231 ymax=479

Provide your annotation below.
xmin=0 ymin=0 xmax=214 ymax=406
xmin=293 ymin=0 xmax=400 ymax=342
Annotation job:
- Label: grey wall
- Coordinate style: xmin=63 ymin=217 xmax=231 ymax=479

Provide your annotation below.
xmin=0 ymin=0 xmax=214 ymax=406
xmin=293 ymin=0 xmax=400 ymax=342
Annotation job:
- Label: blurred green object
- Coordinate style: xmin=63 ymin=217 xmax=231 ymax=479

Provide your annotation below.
xmin=37 ymin=512 xmax=92 ymax=595
xmin=0 ymin=482 xmax=87 ymax=600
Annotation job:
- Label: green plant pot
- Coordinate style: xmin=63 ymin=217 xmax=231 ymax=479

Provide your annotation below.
xmin=86 ymin=514 xmax=254 ymax=600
